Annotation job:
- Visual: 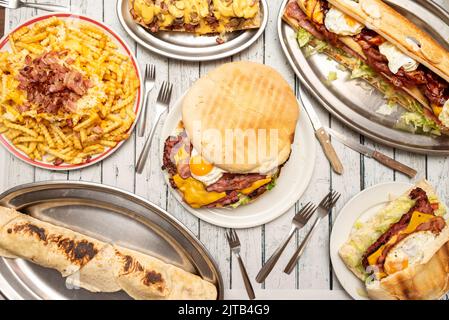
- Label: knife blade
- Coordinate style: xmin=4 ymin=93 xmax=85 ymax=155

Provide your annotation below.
xmin=326 ymin=127 xmax=417 ymax=178
xmin=299 ymin=88 xmax=343 ymax=175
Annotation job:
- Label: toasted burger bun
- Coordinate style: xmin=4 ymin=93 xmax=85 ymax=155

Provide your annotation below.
xmin=327 ymin=0 xmax=449 ymax=83
xmin=182 ymin=61 xmax=299 ymax=174
xmin=366 ymin=231 xmax=449 ymax=300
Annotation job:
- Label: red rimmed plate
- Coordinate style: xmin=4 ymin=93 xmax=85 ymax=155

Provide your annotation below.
xmin=0 ymin=13 xmax=142 ymax=171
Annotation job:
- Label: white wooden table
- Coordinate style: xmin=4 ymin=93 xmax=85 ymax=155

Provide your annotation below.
xmin=0 ymin=0 xmax=447 ymax=299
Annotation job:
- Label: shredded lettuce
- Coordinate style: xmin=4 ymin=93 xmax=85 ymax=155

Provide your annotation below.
xmin=296 ymin=28 xmax=313 ymax=48
xmin=304 ymin=39 xmax=328 ymax=57
xmin=327 ymin=71 xmax=337 ymax=81
xmin=266 ymin=179 xmax=276 ymax=191
xmin=398 ymin=112 xmax=441 ymax=135
xmin=230 ymin=195 xmax=251 ymax=209
xmin=350 ymin=61 xmax=375 ymax=79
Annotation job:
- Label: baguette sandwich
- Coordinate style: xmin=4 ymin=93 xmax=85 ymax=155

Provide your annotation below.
xmin=283 ymin=0 xmax=449 ymax=134
xmin=339 ymin=180 xmax=449 ymax=300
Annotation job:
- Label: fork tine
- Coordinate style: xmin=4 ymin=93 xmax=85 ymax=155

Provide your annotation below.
xmin=225 ymin=231 xmax=231 ymax=244
xmin=162 ymin=83 xmax=171 ymax=104
xmin=162 ymin=83 xmax=173 ymax=105
xmin=145 ymin=64 xmax=149 ymax=80
xmin=304 ymin=206 xmax=317 ymax=220
xmin=323 ymin=191 xmax=341 ymax=210
xmin=297 ymin=202 xmax=313 ymax=216
xmin=165 ymin=83 xmax=173 ymax=104
xmin=319 ymin=191 xmax=332 ymax=207
xmin=150 ymin=64 xmax=156 ymax=79
xmin=330 ymin=192 xmax=341 ymax=208
xmin=157 ymin=81 xmax=168 ymax=101
xmin=301 ymin=203 xmax=314 ymax=216
xmin=230 ymin=229 xmax=238 ymax=242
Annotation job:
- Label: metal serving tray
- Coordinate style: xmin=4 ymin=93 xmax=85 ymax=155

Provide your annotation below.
xmin=278 ymin=0 xmax=449 ymax=155
xmin=117 ymin=0 xmax=268 ymax=61
xmin=0 ymin=181 xmax=223 ymax=300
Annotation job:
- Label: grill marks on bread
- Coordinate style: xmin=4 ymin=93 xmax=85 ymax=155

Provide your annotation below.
xmin=8 ymin=222 xmax=98 ymax=267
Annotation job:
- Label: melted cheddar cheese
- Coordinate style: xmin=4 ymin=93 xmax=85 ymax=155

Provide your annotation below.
xmin=367 ymin=211 xmax=435 ymax=277
xmin=240 ymin=178 xmax=271 ymax=195
xmin=173 ymin=174 xmax=226 ymax=208
xmin=131 ymin=0 xmax=260 ymax=35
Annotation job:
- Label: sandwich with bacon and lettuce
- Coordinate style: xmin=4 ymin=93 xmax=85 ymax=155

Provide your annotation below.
xmin=339 ymin=180 xmax=449 ymax=300
xmin=283 ymin=0 xmax=449 ymax=135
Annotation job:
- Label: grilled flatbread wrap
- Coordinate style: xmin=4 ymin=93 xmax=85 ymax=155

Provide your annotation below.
xmin=0 ymin=207 xmax=217 ymax=300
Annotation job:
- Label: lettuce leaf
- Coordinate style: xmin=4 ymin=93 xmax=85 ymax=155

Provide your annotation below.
xmin=398 ymin=112 xmax=441 ymax=135
xmin=230 ymin=195 xmax=251 ymax=209
xmin=350 ymin=61 xmax=375 ymax=79
xmin=296 ymin=28 xmax=313 ymax=48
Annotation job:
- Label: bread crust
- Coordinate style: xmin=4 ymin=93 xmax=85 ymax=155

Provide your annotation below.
xmin=182 ymin=61 xmax=299 ymax=174
xmin=327 ymin=0 xmax=449 ymax=83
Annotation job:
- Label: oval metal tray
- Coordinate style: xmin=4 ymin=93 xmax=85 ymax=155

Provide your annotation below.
xmin=117 ymin=0 xmax=268 ymax=61
xmin=278 ymin=0 xmax=449 ymax=155
xmin=0 ymin=181 xmax=223 ymax=300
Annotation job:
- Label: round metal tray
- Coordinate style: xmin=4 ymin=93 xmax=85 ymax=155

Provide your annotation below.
xmin=0 ymin=181 xmax=223 ymax=300
xmin=117 ymin=0 xmax=268 ymax=61
xmin=278 ymin=0 xmax=449 ymax=155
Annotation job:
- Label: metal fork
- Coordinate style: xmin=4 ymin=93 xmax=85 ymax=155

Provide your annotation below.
xmin=137 ymin=64 xmax=156 ymax=137
xmin=0 ymin=0 xmax=69 ymax=11
xmin=135 ymin=81 xmax=173 ymax=174
xmin=256 ymin=202 xmax=317 ymax=283
xmin=284 ymin=191 xmax=341 ymax=274
xmin=226 ymin=229 xmax=256 ymax=300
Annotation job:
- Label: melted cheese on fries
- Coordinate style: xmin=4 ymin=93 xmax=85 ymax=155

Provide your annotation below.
xmin=130 ymin=0 xmax=260 ymax=35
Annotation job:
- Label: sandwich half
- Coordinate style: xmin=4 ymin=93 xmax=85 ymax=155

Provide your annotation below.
xmin=283 ymin=0 xmax=449 ymax=135
xmin=162 ymin=61 xmax=299 ymax=209
xmin=339 ymin=180 xmax=449 ymax=300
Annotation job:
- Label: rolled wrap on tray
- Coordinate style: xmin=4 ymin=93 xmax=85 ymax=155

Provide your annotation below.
xmin=0 ymin=207 xmax=217 ymax=300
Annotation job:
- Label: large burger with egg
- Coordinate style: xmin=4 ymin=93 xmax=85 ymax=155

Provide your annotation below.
xmin=339 ymin=180 xmax=449 ymax=300
xmin=283 ymin=0 xmax=449 ymax=134
xmin=162 ymin=61 xmax=299 ymax=209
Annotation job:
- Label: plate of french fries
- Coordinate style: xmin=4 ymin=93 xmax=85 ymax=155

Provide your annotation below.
xmin=0 ymin=14 xmax=142 ymax=170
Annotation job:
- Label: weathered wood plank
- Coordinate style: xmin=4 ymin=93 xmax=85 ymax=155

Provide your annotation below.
xmin=263 ymin=0 xmax=298 ymax=291
xmin=295 ymin=91 xmax=331 ymax=290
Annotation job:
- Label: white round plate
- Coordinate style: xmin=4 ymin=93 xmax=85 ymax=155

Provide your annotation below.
xmin=0 ymin=13 xmax=142 ymax=171
xmin=330 ymin=182 xmax=413 ymax=300
xmin=160 ymin=93 xmax=316 ymax=229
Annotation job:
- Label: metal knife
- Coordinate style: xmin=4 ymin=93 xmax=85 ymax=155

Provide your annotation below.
xmin=299 ymin=88 xmax=344 ymax=175
xmin=326 ymin=127 xmax=417 ymax=178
